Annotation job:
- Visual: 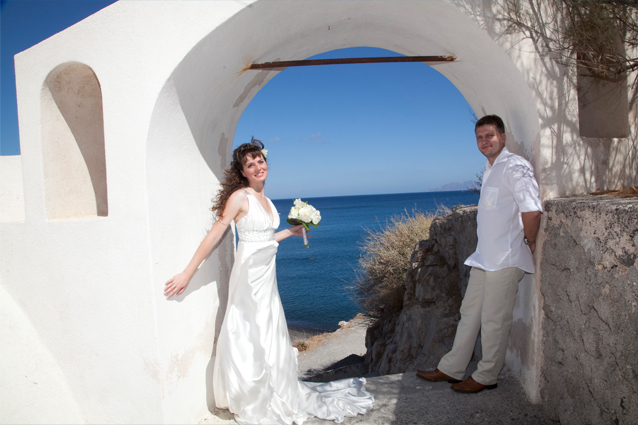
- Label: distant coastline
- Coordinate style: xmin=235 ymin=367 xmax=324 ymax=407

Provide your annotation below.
xmin=273 ymin=187 xmax=478 ymax=203
xmin=423 ymin=180 xmax=478 ymax=192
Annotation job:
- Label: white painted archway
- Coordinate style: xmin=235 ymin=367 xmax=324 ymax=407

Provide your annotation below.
xmin=145 ymin=0 xmax=542 ymax=418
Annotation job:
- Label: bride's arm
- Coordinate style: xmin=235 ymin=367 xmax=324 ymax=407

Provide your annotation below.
xmin=164 ymin=191 xmax=247 ymax=299
xmin=275 ymin=224 xmax=307 ymax=243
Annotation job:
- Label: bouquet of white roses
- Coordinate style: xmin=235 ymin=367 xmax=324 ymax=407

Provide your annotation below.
xmin=286 ymin=199 xmax=321 ymax=248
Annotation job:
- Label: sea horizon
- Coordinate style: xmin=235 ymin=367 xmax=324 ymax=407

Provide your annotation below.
xmin=272 ymin=188 xmax=477 ymax=203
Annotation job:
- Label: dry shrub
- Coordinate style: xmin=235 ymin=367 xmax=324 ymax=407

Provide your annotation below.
xmin=290 ymin=329 xmax=315 ymax=352
xmin=353 ymin=207 xmax=450 ymax=320
xmin=293 ymin=341 xmax=309 ymax=352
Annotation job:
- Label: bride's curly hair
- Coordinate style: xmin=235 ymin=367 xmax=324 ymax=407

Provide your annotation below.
xmin=212 ymin=138 xmax=266 ymax=218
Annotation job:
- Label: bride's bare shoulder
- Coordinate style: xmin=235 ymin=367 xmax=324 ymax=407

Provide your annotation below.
xmin=221 ymin=190 xmax=250 ymax=220
xmin=227 ymin=189 xmax=249 ymax=204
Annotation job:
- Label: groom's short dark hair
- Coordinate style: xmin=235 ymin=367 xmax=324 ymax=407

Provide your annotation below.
xmin=475 ymin=115 xmax=505 ymax=134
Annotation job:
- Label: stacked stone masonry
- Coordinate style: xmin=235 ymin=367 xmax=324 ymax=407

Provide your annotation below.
xmin=540 ymin=196 xmax=637 ymax=425
xmin=365 ymin=205 xmax=478 ymax=375
xmin=365 ymin=196 xmax=637 ymax=424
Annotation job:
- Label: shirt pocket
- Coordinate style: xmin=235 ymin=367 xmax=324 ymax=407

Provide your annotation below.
xmin=480 ymin=186 xmax=499 ymax=210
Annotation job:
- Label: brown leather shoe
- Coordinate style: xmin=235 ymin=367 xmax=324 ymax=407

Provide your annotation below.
xmin=450 ymin=376 xmax=497 ymax=393
xmin=416 ymin=369 xmax=461 ymax=383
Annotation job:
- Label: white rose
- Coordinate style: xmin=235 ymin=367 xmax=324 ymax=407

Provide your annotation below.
xmin=288 ymin=207 xmax=299 ymax=219
xmin=299 ymin=206 xmax=314 ymax=222
xmin=294 ymin=198 xmax=305 ymax=208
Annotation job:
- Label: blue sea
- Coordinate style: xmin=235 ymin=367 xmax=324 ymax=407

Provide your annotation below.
xmin=271 ymin=191 xmax=479 ymax=332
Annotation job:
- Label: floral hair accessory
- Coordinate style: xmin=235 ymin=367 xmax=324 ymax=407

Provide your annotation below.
xmin=261 ymin=149 xmax=268 ymax=158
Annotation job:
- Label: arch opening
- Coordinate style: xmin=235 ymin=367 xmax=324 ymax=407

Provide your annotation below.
xmin=233 ymin=46 xmax=483 ymax=199
xmin=232 ymin=45 xmax=484 ymax=332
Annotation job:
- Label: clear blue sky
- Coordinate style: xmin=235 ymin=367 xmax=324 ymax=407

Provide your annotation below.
xmin=1 ymin=0 xmax=486 ymax=199
xmin=1 ymin=0 xmax=117 ymax=155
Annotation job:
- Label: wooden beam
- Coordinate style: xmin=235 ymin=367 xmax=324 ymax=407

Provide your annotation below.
xmin=247 ymin=55 xmax=457 ymax=70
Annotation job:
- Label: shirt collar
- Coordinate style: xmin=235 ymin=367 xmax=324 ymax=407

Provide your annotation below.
xmin=485 ymin=146 xmax=511 ymax=170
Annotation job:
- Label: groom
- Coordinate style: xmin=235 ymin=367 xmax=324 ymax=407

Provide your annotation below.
xmin=417 ymin=114 xmax=542 ymax=393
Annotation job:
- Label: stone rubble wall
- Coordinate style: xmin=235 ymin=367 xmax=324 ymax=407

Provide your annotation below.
xmin=540 ymin=196 xmax=637 ymax=425
xmin=365 ymin=195 xmax=637 ymax=424
xmin=364 ymin=205 xmax=478 ymax=374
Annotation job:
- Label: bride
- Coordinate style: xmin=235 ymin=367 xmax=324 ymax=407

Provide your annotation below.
xmin=164 ymin=139 xmax=374 ymax=424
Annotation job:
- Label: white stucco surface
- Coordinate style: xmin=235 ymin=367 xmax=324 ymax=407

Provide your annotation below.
xmin=2 ymin=0 xmax=635 ymax=423
xmin=0 ymin=155 xmax=25 ymax=222
xmin=0 ymin=285 xmax=84 ymax=424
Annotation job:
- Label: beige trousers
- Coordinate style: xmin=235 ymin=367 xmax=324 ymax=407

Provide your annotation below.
xmin=437 ymin=267 xmax=525 ymax=385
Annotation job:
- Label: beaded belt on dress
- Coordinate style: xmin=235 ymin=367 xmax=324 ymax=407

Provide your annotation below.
xmin=238 ymin=229 xmax=276 ymax=242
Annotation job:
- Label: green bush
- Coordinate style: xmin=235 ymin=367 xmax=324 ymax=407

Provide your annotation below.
xmin=353 ymin=207 xmax=450 ymax=320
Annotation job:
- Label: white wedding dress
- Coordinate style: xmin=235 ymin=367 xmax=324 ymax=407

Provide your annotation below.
xmin=213 ymin=191 xmax=374 ymax=425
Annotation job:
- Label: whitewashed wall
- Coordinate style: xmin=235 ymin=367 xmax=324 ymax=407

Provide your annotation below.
xmin=2 ymin=0 xmax=635 ymax=423
xmin=0 ymin=156 xmax=25 ymax=222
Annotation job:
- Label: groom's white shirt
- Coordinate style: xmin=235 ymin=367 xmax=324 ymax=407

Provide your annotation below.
xmin=465 ymin=147 xmax=542 ymax=273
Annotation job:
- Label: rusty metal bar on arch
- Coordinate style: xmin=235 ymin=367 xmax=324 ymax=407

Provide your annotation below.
xmin=247 ymin=55 xmax=457 ymax=70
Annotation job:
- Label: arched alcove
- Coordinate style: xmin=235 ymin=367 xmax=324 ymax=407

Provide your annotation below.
xmin=41 ymin=62 xmax=108 ymax=219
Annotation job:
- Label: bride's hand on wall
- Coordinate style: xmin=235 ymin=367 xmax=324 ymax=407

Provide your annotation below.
xmin=164 ymin=194 xmax=246 ymax=300
xmin=164 ymin=271 xmax=192 ymax=299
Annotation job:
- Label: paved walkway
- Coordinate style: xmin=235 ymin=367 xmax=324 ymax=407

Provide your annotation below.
xmin=306 ymin=368 xmax=552 ymax=425
xmin=296 ymin=315 xmax=368 ymax=382
xmin=200 ymin=318 xmax=553 ymax=424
